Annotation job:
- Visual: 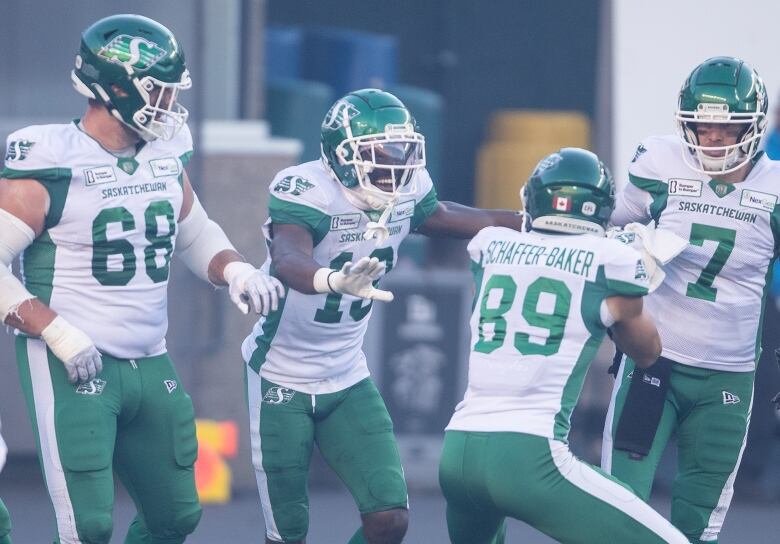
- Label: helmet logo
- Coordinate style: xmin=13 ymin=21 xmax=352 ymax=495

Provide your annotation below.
xmin=322 ymin=100 xmax=360 ymax=131
xmin=536 ymin=152 xmax=563 ymax=173
xmin=99 ymin=35 xmax=167 ymax=71
xmin=582 ymin=202 xmax=596 ymax=216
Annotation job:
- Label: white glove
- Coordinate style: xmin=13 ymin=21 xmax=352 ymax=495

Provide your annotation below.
xmin=223 ymin=262 xmax=285 ymax=315
xmin=40 ymin=316 xmax=102 ymax=384
xmin=313 ymin=256 xmax=394 ymax=302
xmin=608 ymin=223 xmax=687 ymax=291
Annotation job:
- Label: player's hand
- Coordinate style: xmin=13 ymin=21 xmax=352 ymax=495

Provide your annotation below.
xmin=224 ymin=262 xmax=285 ymax=316
xmin=317 ymin=256 xmax=394 ymax=302
xmin=608 ymin=223 xmax=687 ymax=291
xmin=40 ymin=316 xmax=103 ymax=384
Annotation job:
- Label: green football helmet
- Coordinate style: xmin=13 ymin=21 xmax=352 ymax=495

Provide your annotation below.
xmin=675 ymin=56 xmax=767 ymax=175
xmin=320 ymin=89 xmax=426 ymax=210
xmin=71 ymin=14 xmax=191 ymax=142
xmin=521 ymin=148 xmax=614 ymax=236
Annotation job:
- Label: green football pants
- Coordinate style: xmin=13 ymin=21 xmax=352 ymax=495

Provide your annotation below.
xmin=602 ymin=356 xmax=754 ymax=543
xmin=439 ymin=431 xmax=688 ymax=544
xmin=0 ymin=497 xmax=10 ymax=543
xmin=16 ymin=337 xmax=202 ymax=544
xmin=246 ymin=369 xmax=408 ymax=543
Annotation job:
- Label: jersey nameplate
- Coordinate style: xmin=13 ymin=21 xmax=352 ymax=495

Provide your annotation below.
xmin=84 ymin=165 xmax=118 ymax=186
xmin=667 ymin=178 xmax=702 ymax=197
xmin=740 ymin=189 xmax=777 ymax=213
xmin=149 ymin=157 xmax=180 ymax=178
xmin=390 ymin=200 xmax=414 ymax=223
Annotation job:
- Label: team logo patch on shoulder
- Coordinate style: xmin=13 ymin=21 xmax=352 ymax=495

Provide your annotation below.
xmin=631 ymin=143 xmax=647 ymax=163
xmin=740 ymin=189 xmax=777 ymax=212
xmin=149 ymin=157 xmax=180 ymax=178
xmin=84 ymin=165 xmax=118 ymax=186
xmin=75 ymin=378 xmax=107 ymax=396
xmin=667 ymin=178 xmax=702 ymax=197
xmin=99 ymin=35 xmax=166 ymax=71
xmin=4 ymin=140 xmax=35 ymax=161
xmin=262 ymin=387 xmax=295 ymax=405
xmin=273 ymin=175 xmax=315 ymax=196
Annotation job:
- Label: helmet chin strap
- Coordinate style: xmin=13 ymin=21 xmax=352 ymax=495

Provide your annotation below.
xmin=364 ymin=195 xmax=399 ymax=245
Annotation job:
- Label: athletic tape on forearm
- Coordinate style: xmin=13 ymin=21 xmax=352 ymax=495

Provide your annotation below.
xmin=40 ymin=315 xmax=94 ymax=363
xmin=176 ymin=194 xmax=236 ymax=282
xmin=0 ymin=208 xmax=36 ymax=322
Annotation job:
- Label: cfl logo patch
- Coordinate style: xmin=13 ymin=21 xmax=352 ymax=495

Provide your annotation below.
xmin=263 ymin=387 xmax=295 ymax=405
xmin=164 ymin=380 xmax=178 ymax=394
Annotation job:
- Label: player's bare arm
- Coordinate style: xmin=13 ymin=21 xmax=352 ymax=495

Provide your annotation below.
xmin=416 ymin=200 xmax=523 ymax=238
xmin=270 ymin=222 xmax=392 ymax=302
xmin=0 ymin=177 xmax=102 ymax=383
xmin=176 ymin=170 xmax=284 ymax=314
xmin=606 ymin=295 xmax=661 ymax=368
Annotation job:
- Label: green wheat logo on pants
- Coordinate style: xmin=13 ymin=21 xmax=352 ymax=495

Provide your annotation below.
xmin=263 ymin=387 xmax=295 ymax=405
xmin=75 ymin=378 xmax=107 ymax=395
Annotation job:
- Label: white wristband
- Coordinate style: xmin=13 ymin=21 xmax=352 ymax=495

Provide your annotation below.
xmin=313 ymin=267 xmax=335 ymax=294
xmin=40 ymin=316 xmax=94 ymax=363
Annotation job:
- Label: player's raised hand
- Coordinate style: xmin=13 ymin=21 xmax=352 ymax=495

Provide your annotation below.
xmin=315 ymin=256 xmax=394 ymax=302
xmin=224 ymin=262 xmax=285 ymax=316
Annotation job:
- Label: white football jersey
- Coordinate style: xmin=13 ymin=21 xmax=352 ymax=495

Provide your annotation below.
xmin=613 ymin=135 xmax=780 ymax=372
xmin=446 ymin=227 xmax=649 ymax=441
xmin=3 ymin=122 xmax=192 ymax=359
xmin=241 ymin=160 xmax=438 ymax=394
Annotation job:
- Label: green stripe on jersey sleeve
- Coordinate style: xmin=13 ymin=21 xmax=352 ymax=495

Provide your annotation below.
xmin=411 ymin=186 xmax=439 ymax=232
xmin=628 ymin=173 xmax=667 ymax=222
xmin=269 ymin=195 xmax=331 ymax=245
xmin=1 ymin=167 xmax=72 ymax=229
xmin=179 ymin=150 xmax=193 ymax=166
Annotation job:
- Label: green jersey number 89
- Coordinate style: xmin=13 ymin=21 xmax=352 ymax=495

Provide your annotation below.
xmin=474 ymin=274 xmax=572 ymax=356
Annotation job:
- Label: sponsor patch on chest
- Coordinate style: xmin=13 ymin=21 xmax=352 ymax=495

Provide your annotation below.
xmin=390 ymin=200 xmax=415 ymax=222
xmin=667 ymin=178 xmax=702 ymax=197
xmin=330 ymin=213 xmax=362 ymax=231
xmin=149 ymin=157 xmax=181 ymax=178
xmin=84 ymin=165 xmax=118 ymax=186
xmin=740 ymin=189 xmax=777 ymax=212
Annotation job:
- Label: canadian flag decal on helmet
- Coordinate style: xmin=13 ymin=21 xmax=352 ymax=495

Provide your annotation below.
xmin=553 ymin=196 xmax=572 ymax=212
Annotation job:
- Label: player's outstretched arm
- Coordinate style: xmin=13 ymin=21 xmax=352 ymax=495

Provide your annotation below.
xmin=606 ymin=295 xmax=661 ymax=368
xmin=415 ymin=201 xmax=523 ymax=239
xmin=0 ymin=178 xmax=102 ymax=383
xmin=176 ymin=172 xmax=284 ymax=315
xmin=271 ymin=223 xmax=393 ymax=302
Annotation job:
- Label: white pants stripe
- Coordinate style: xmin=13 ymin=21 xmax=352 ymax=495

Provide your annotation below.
xmin=700 ymin=384 xmax=754 ymax=542
xmin=246 ymin=366 xmax=282 ymax=542
xmin=27 ymin=338 xmax=82 ymax=543
xmin=548 ymin=439 xmax=688 ymax=543
xmin=600 ymin=354 xmax=626 ymax=474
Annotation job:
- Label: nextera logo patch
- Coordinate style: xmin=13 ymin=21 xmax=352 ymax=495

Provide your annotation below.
xmin=149 ymin=157 xmax=180 ymax=178
xmin=667 ymin=179 xmax=702 ymax=197
xmin=330 ymin=213 xmax=361 ymax=231
xmin=390 ymin=200 xmax=415 ymax=223
xmin=740 ymin=189 xmax=777 ymax=212
xmin=84 ymin=165 xmax=118 ymax=186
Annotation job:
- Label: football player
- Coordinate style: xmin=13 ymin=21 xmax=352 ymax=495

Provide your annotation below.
xmin=243 ymin=88 xmax=524 ymax=543
xmin=0 ymin=14 xmax=283 ymax=544
xmin=601 ymin=56 xmax=778 ymax=543
xmin=439 ymin=148 xmax=688 ymax=544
